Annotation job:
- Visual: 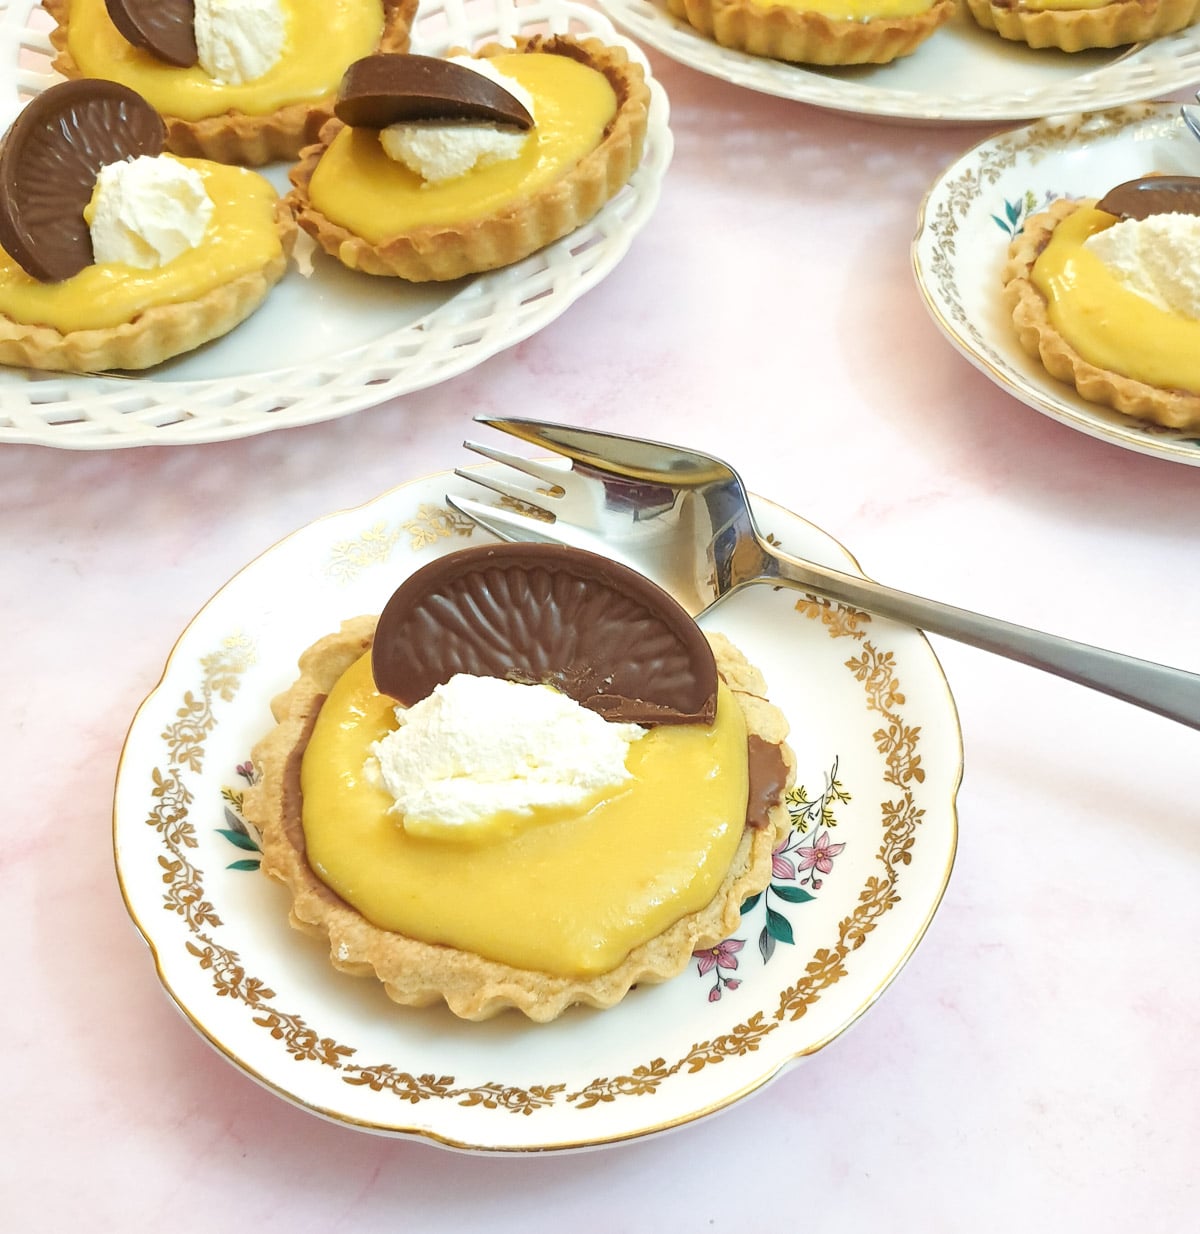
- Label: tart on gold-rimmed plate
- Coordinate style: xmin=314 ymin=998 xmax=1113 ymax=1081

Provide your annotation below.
xmin=1001 ymin=187 xmax=1200 ymax=431
xmin=912 ymin=103 xmax=1200 ymax=466
xmin=113 ymin=465 xmax=961 ymax=1151
xmin=248 ymin=605 xmax=791 ymax=1023
xmin=0 ymin=0 xmax=671 ymax=447
xmin=594 ymin=0 xmax=1200 ymax=122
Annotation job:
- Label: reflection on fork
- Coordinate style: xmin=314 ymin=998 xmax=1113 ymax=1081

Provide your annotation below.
xmin=449 ymin=415 xmax=1200 ymax=731
xmin=1181 ymin=90 xmax=1200 ymax=145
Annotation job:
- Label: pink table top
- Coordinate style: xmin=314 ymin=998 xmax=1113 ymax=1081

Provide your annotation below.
xmin=3 ymin=33 xmax=1199 ymax=1234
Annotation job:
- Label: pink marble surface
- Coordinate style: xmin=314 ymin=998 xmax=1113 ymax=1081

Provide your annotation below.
xmin=3 ymin=38 xmax=1200 ymax=1234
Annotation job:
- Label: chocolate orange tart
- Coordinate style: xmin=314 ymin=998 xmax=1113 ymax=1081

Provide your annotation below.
xmin=285 ymin=37 xmax=651 ymax=281
xmin=243 ymin=544 xmax=795 ymax=1022
xmin=1002 ymin=177 xmax=1200 ymax=430
xmin=0 ymin=79 xmax=294 ymax=372
xmin=44 ymin=0 xmax=419 ymax=165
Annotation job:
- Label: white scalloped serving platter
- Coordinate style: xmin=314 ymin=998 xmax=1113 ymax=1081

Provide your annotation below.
xmin=597 ymin=0 xmax=1200 ymax=123
xmin=0 ymin=0 xmax=672 ymax=447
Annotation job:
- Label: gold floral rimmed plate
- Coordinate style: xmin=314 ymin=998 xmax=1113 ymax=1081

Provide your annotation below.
xmin=113 ymin=467 xmax=962 ymax=1152
xmin=912 ymin=104 xmax=1200 ymax=466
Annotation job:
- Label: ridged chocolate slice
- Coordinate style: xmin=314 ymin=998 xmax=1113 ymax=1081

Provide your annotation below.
xmin=105 ymin=0 xmax=198 ymax=67
xmin=0 ymin=80 xmax=166 ymax=282
xmin=335 ymin=54 xmax=533 ymax=131
xmin=372 ymin=544 xmax=717 ymax=725
xmin=1096 ymin=175 xmax=1200 ymax=221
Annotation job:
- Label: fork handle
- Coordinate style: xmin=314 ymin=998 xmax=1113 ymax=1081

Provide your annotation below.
xmin=767 ymin=550 xmax=1200 ymax=731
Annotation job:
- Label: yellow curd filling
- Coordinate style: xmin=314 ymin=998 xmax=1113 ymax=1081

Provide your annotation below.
xmin=747 ymin=0 xmax=935 ymax=16
xmin=63 ymin=0 xmax=384 ymax=120
xmin=0 ymin=158 xmax=282 ymax=333
xmin=308 ymin=53 xmax=617 ymax=242
xmin=1032 ymin=206 xmax=1200 ymax=394
xmin=300 ymin=653 xmax=751 ymax=978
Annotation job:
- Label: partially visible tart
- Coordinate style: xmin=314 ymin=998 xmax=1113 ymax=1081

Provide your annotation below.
xmin=1002 ymin=194 xmax=1200 ymax=430
xmin=44 ymin=0 xmax=418 ymax=165
xmin=0 ymin=182 xmax=293 ymax=372
xmin=0 ymin=79 xmax=295 ymax=372
xmin=963 ymin=0 xmax=1200 ymax=50
xmin=664 ymin=0 xmax=957 ymax=66
xmin=285 ymin=36 xmax=651 ymax=281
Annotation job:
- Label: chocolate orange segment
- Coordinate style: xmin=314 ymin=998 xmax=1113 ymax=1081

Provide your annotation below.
xmin=105 ymin=0 xmax=198 ymax=68
xmin=372 ymin=543 xmax=717 ymax=725
xmin=1096 ymin=175 xmax=1200 ymax=221
xmin=0 ymin=80 xmax=166 ymax=282
xmin=335 ymin=54 xmax=534 ymax=130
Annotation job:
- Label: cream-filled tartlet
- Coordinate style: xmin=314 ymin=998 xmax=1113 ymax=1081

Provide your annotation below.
xmin=0 ymin=79 xmax=293 ymax=372
xmin=244 ymin=543 xmax=795 ymax=1022
xmin=286 ymin=38 xmax=650 ymax=281
xmin=45 ymin=0 xmax=418 ymax=165
xmin=664 ymin=0 xmax=956 ymax=65
xmin=1002 ymin=177 xmax=1200 ymax=430
xmin=963 ymin=0 xmax=1200 ymax=50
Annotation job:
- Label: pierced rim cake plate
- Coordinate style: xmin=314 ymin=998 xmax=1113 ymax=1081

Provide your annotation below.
xmin=912 ymin=103 xmax=1200 ymax=466
xmin=595 ymin=0 xmax=1200 ymax=123
xmin=113 ymin=465 xmax=963 ymax=1152
xmin=0 ymin=0 xmax=672 ymax=448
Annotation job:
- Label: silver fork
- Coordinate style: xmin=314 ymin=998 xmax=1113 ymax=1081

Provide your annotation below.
xmin=449 ymin=416 xmax=1200 ymax=732
xmin=1182 ymin=89 xmax=1200 ymax=145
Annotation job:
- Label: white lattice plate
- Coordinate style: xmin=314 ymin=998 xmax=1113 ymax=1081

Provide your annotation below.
xmin=596 ymin=0 xmax=1200 ymax=122
xmin=0 ymin=0 xmax=671 ymax=448
xmin=114 ymin=466 xmax=962 ymax=1152
xmin=912 ymin=103 xmax=1200 ymax=466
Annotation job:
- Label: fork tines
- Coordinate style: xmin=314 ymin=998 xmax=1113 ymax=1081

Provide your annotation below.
xmin=445 ymin=495 xmax=565 ymax=546
xmin=455 ymin=440 xmax=569 ymax=518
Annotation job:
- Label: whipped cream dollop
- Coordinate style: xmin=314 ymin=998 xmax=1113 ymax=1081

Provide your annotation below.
xmin=1085 ymin=213 xmax=1200 ymax=320
xmin=369 ymin=674 xmax=645 ymax=838
xmin=379 ymin=57 xmax=535 ymax=183
xmin=194 ymin=0 xmax=287 ymax=86
xmin=88 ymin=155 xmax=214 ymax=268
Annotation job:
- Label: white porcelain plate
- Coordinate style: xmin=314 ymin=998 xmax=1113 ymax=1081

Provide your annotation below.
xmin=0 ymin=0 xmax=671 ymax=448
xmin=596 ymin=0 xmax=1200 ymax=122
xmin=912 ymin=103 xmax=1200 ymax=466
xmin=114 ymin=466 xmax=962 ymax=1152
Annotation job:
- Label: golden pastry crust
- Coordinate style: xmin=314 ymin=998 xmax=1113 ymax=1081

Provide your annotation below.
xmin=964 ymin=0 xmax=1200 ymax=50
xmin=285 ymin=35 xmax=651 ymax=282
xmin=244 ymin=618 xmax=795 ymax=1023
xmin=1002 ymin=197 xmax=1200 ymax=431
xmin=0 ymin=198 xmax=295 ymax=373
xmin=44 ymin=0 xmax=419 ymax=166
xmin=664 ymin=0 xmax=956 ymax=65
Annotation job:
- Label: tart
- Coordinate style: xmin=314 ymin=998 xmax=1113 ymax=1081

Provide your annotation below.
xmin=963 ymin=0 xmax=1200 ymax=51
xmin=663 ymin=0 xmax=957 ymax=66
xmin=243 ymin=545 xmax=796 ymax=1022
xmin=285 ymin=36 xmax=651 ymax=281
xmin=1002 ymin=184 xmax=1200 ymax=430
xmin=44 ymin=0 xmax=419 ymax=165
xmin=0 ymin=79 xmax=295 ymax=373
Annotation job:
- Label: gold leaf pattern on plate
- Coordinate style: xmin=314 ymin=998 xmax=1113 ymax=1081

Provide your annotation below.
xmin=122 ymin=489 xmax=954 ymax=1143
xmin=152 ymin=523 xmax=922 ymax=1106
